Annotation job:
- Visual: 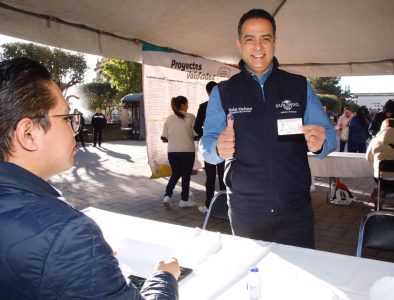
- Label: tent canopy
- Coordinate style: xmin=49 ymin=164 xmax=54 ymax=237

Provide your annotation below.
xmin=121 ymin=93 xmax=143 ymax=103
xmin=0 ymin=0 xmax=393 ymax=76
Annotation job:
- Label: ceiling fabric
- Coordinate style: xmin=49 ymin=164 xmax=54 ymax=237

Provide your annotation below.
xmin=0 ymin=0 xmax=393 ymax=76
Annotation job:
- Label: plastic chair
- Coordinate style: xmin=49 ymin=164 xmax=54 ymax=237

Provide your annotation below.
xmin=376 ymin=160 xmax=394 ymax=211
xmin=356 ymin=211 xmax=394 ymax=257
xmin=201 ymin=191 xmax=229 ymax=230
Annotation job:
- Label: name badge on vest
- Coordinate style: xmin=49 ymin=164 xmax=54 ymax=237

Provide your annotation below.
xmin=277 ymin=118 xmax=303 ymax=135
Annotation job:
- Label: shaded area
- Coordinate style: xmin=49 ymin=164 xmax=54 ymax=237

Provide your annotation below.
xmin=49 ymin=140 xmax=394 ymax=262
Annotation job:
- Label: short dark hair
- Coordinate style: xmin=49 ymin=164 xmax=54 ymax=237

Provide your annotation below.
xmin=238 ymin=9 xmax=276 ymax=37
xmin=205 ymin=81 xmax=217 ymax=95
xmin=0 ymin=58 xmax=56 ymax=161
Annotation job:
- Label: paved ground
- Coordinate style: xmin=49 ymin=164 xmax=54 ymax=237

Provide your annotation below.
xmin=50 ymin=140 xmax=394 ymax=263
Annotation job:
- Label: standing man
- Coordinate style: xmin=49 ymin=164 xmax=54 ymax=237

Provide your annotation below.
xmin=0 ymin=58 xmax=180 ymax=299
xmin=194 ymin=81 xmax=226 ymax=213
xmin=91 ymin=107 xmax=107 ymax=147
xmin=200 ymin=9 xmax=336 ymax=249
xmin=335 ymin=107 xmax=352 ymax=152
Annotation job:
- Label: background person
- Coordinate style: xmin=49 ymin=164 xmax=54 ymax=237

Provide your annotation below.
xmin=194 ymin=81 xmax=226 ymax=213
xmin=0 ymin=58 xmax=180 ymax=299
xmin=348 ymin=106 xmax=370 ymax=153
xmin=200 ymin=9 xmax=336 ymax=249
xmin=161 ymin=96 xmax=198 ymax=209
xmin=91 ymin=107 xmax=107 ymax=147
xmin=366 ymin=118 xmax=394 ymax=209
xmin=369 ymin=99 xmax=394 ymax=137
xmin=74 ymin=108 xmax=85 ymax=147
xmin=335 ymin=107 xmax=352 ymax=152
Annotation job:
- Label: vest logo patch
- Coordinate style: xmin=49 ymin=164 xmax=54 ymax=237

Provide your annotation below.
xmin=276 ymin=100 xmax=300 ymax=114
xmin=228 ymin=107 xmax=253 ymax=114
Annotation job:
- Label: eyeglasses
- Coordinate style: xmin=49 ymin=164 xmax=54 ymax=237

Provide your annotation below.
xmin=32 ymin=113 xmax=82 ymax=134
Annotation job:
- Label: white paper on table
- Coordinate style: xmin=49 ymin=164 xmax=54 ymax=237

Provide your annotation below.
xmin=173 ymin=228 xmax=223 ymax=266
xmin=112 ymin=238 xmax=175 ymax=278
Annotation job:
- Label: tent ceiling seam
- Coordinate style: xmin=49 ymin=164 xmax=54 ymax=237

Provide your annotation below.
xmin=272 ymin=0 xmax=288 ymax=17
xmin=0 ymin=3 xmax=141 ymax=46
xmin=281 ymin=59 xmax=394 ymax=67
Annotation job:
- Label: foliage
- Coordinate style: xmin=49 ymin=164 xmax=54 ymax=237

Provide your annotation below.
xmin=309 ymin=77 xmax=343 ymax=97
xmin=341 ymin=85 xmax=352 ymax=98
xmin=346 ymin=101 xmax=359 ymax=113
xmin=101 ymin=58 xmax=142 ymax=99
xmin=309 ymin=77 xmax=358 ymax=114
xmin=0 ymin=42 xmax=87 ymax=94
xmin=79 ymin=82 xmax=118 ymax=117
xmin=318 ymin=94 xmax=340 ymax=113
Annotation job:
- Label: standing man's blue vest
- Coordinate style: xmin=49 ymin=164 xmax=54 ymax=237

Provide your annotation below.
xmin=218 ymin=58 xmax=311 ymax=215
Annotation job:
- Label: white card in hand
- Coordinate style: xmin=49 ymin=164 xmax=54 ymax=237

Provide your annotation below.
xmin=277 ymin=118 xmax=303 ymax=135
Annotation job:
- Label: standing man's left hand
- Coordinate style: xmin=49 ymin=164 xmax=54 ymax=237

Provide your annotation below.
xmin=303 ymin=125 xmax=326 ymax=153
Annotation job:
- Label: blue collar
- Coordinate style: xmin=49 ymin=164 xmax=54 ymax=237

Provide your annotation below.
xmin=0 ymin=162 xmax=61 ymax=199
xmin=239 ymin=57 xmax=278 ymax=85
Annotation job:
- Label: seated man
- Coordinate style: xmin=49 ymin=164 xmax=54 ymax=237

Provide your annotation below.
xmin=0 ymin=58 xmax=180 ymax=299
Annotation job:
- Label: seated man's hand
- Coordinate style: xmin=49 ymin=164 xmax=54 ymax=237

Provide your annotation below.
xmin=303 ymin=125 xmax=326 ymax=153
xmin=156 ymin=257 xmax=181 ymax=280
xmin=216 ymin=116 xmax=235 ymax=159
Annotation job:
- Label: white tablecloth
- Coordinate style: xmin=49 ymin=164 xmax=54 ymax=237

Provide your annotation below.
xmin=83 ymin=207 xmax=394 ymax=300
xmin=83 ymin=207 xmax=269 ymax=300
xmin=218 ymin=243 xmax=394 ymax=300
xmin=308 ymin=152 xmax=373 ymax=178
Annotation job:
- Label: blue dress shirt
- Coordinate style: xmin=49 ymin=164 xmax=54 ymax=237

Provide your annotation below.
xmin=200 ymin=65 xmax=337 ymax=164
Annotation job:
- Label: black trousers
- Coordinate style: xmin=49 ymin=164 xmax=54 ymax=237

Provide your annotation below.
xmin=339 ymin=140 xmax=347 ymax=152
xmin=93 ymin=129 xmax=103 ymax=146
xmin=165 ymin=152 xmax=195 ymax=201
xmin=229 ymin=202 xmax=315 ymax=249
xmin=204 ymin=161 xmax=226 ymax=208
xmin=75 ymin=131 xmax=85 ymax=147
xmin=348 ymin=143 xmax=366 ymax=153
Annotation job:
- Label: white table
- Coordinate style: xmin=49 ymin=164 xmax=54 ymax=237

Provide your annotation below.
xmin=308 ymin=152 xmax=374 ymax=203
xmin=308 ymin=152 xmax=373 ymax=178
xmin=83 ymin=207 xmax=394 ymax=300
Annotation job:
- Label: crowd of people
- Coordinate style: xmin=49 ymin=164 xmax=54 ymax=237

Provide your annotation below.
xmin=334 ymin=100 xmax=394 ymax=154
xmin=333 ymin=100 xmax=394 ymax=208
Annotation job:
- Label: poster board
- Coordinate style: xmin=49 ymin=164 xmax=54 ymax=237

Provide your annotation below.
xmin=142 ymin=43 xmax=239 ymax=178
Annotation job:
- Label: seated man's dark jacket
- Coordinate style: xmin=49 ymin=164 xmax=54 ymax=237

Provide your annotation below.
xmin=0 ymin=162 xmax=178 ymax=300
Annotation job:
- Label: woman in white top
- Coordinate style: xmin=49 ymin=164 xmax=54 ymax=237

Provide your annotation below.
xmin=366 ymin=118 xmax=394 ymax=209
xmin=161 ymin=96 xmax=197 ymax=208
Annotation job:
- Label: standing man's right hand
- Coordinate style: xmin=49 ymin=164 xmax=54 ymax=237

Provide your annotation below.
xmin=216 ymin=114 xmax=235 ymax=159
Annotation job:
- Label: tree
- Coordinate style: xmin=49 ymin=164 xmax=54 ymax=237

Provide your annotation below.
xmin=79 ymin=82 xmax=118 ymax=117
xmin=318 ymin=94 xmax=341 ymax=113
xmin=309 ymin=77 xmax=343 ymax=96
xmin=101 ymin=58 xmax=142 ymax=99
xmin=308 ymin=77 xmax=357 ymax=114
xmin=0 ymin=42 xmax=87 ymax=94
